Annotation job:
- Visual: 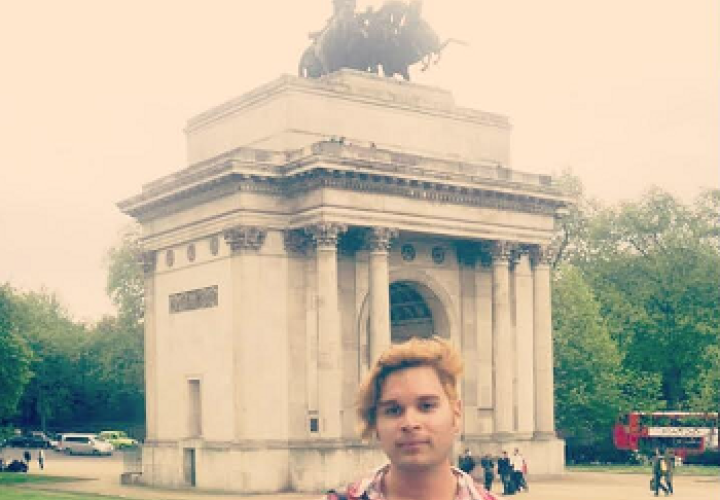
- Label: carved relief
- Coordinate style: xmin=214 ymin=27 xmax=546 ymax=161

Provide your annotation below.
xmin=366 ymin=227 xmax=399 ymax=253
xmin=169 ymin=285 xmax=218 ymax=314
xmin=165 ymin=249 xmax=175 ymax=268
xmin=209 ymin=236 xmax=219 ymax=256
xmin=431 ymin=246 xmax=446 ymax=264
xmin=223 ymin=226 xmax=267 ymax=252
xmin=401 ymin=243 xmax=416 ymax=262
xmin=305 ymin=223 xmax=347 ymax=249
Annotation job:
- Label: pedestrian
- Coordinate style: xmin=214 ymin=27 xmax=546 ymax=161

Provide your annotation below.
xmin=480 ymin=453 xmax=496 ymax=491
xmin=323 ymin=337 xmax=498 ymax=500
xmin=38 ymin=448 xmax=45 ymax=470
xmin=497 ymin=450 xmax=514 ymax=495
xmin=651 ymin=448 xmax=670 ymax=496
xmin=663 ymin=449 xmax=675 ymax=495
xmin=511 ymin=448 xmax=529 ymax=492
xmin=458 ymin=447 xmax=476 ymax=474
xmin=23 ymin=449 xmax=31 ymax=469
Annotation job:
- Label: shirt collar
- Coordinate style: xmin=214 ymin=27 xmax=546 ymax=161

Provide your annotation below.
xmin=347 ymin=464 xmax=492 ymax=500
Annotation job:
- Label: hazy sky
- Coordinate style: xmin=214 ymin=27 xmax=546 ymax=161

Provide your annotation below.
xmin=1 ymin=0 xmax=718 ymax=321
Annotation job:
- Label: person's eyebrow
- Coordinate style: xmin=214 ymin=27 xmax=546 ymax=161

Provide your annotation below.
xmin=377 ymin=399 xmax=399 ymax=408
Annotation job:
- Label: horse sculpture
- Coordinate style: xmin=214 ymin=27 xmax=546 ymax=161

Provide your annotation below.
xmin=298 ymin=0 xmax=462 ymax=81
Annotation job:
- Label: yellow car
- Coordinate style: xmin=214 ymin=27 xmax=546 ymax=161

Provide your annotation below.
xmin=98 ymin=430 xmax=138 ymax=449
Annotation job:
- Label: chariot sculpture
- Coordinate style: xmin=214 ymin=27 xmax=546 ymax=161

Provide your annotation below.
xmin=299 ymin=0 xmax=463 ymax=81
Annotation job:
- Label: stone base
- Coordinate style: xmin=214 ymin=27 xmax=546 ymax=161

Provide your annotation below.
xmin=462 ymin=435 xmax=565 ymax=476
xmin=139 ymin=440 xmax=386 ymax=494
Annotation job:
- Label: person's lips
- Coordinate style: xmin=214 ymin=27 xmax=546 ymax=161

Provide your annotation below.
xmin=397 ymin=440 xmax=429 ymax=448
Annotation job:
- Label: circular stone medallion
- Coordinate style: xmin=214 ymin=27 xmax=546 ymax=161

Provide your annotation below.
xmin=431 ymin=246 xmax=445 ymax=264
xmin=401 ymin=244 xmax=416 ymax=262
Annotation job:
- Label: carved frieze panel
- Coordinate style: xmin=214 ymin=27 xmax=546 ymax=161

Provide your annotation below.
xmin=169 ymin=285 xmax=218 ymax=314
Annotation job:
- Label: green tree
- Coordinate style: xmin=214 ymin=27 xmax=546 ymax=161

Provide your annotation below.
xmin=0 ymin=285 xmax=32 ymax=422
xmin=582 ymin=189 xmax=720 ymax=408
xmin=552 ymin=265 xmax=624 ymax=445
xmin=106 ymin=225 xmax=144 ymax=327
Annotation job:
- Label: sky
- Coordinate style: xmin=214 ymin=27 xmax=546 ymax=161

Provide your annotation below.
xmin=0 ymin=0 xmax=718 ymax=322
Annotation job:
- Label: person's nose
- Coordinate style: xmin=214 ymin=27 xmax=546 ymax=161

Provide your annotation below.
xmin=400 ymin=407 xmax=421 ymax=431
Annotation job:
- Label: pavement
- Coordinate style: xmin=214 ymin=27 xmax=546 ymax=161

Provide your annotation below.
xmin=2 ymin=448 xmax=719 ymax=500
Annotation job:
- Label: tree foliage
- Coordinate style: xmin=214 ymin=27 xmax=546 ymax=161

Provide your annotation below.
xmin=552 ymin=265 xmax=624 ymax=444
xmin=0 ymin=285 xmax=32 ymax=422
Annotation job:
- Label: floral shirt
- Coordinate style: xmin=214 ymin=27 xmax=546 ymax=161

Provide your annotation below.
xmin=324 ymin=464 xmax=498 ymax=500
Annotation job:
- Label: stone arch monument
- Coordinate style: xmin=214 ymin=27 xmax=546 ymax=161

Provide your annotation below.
xmin=119 ymin=70 xmax=569 ymax=494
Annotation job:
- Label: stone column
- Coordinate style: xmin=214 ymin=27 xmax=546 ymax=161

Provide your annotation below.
xmin=456 ymin=242 xmax=479 ymax=436
xmin=514 ymin=250 xmax=535 ymax=434
xmin=531 ymin=244 xmax=556 ymax=438
xmin=491 ymin=240 xmax=516 ymax=436
xmin=224 ymin=226 xmax=267 ymax=440
xmin=306 ymin=223 xmax=347 ymax=439
xmin=141 ymin=251 xmax=158 ymax=440
xmin=367 ymin=227 xmax=398 ymax=366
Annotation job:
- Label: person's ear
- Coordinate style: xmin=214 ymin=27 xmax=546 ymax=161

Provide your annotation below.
xmin=452 ymin=399 xmax=462 ymax=434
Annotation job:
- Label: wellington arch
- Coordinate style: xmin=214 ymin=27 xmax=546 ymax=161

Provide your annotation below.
xmin=119 ymin=70 xmax=571 ymax=494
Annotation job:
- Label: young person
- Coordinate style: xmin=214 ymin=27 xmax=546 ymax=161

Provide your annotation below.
xmin=325 ymin=337 xmax=497 ymax=500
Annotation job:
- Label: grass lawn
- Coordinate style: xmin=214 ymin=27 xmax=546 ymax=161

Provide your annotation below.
xmin=567 ymin=464 xmax=720 ymax=476
xmin=0 ymin=474 xmax=126 ymax=500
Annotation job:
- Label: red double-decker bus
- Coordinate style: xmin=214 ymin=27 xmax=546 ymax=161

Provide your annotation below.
xmin=613 ymin=411 xmax=719 ymax=458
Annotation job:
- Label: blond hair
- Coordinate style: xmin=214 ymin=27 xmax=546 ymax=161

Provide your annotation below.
xmin=356 ymin=336 xmax=463 ymax=440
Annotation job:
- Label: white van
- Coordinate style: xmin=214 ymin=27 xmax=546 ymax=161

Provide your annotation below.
xmin=59 ymin=433 xmax=113 ymax=456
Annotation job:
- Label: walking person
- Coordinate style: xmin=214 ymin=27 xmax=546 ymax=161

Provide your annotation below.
xmin=663 ymin=449 xmax=675 ymax=495
xmin=480 ymin=453 xmax=496 ymax=492
xmin=651 ymin=448 xmax=670 ymax=496
xmin=22 ymin=449 xmax=31 ymax=470
xmin=497 ymin=450 xmax=514 ymax=495
xmin=511 ymin=448 xmax=529 ymax=492
xmin=458 ymin=447 xmax=476 ymax=475
xmin=37 ymin=448 xmax=45 ymax=470
xmin=323 ymin=336 xmax=498 ymax=500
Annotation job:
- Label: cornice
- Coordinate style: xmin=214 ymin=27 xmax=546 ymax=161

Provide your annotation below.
xmin=119 ymin=142 xmax=571 ymax=222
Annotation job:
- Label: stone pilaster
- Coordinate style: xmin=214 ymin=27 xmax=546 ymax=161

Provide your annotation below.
xmin=140 ymin=251 xmax=158 ymax=440
xmin=456 ymin=242 xmax=479 ymax=435
xmin=530 ymin=244 xmax=556 ymax=438
xmin=367 ymin=227 xmax=398 ymax=365
xmin=491 ymin=240 xmax=516 ymax=437
xmin=223 ymin=226 xmax=267 ymax=440
xmin=305 ymin=223 xmax=347 ymax=439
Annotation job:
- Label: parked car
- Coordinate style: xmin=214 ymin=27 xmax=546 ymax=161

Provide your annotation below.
xmin=5 ymin=432 xmax=53 ymax=449
xmin=98 ymin=430 xmax=138 ymax=449
xmin=59 ymin=433 xmax=113 ymax=456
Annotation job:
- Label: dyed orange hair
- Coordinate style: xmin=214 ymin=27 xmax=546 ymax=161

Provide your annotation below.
xmin=356 ymin=336 xmax=463 ymax=440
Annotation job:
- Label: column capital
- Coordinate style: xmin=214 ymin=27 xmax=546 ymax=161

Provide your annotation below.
xmin=529 ymin=243 xmax=557 ymax=267
xmin=488 ymin=240 xmax=520 ymax=265
xmin=455 ymin=241 xmax=481 ymax=267
xmin=139 ymin=250 xmax=157 ymax=275
xmin=223 ymin=226 xmax=267 ymax=253
xmin=305 ymin=222 xmax=347 ymax=249
xmin=283 ymin=229 xmax=312 ymax=255
xmin=366 ymin=227 xmax=399 ymax=253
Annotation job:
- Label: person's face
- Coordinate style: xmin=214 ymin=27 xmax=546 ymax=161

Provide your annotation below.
xmin=374 ymin=366 xmax=461 ymax=472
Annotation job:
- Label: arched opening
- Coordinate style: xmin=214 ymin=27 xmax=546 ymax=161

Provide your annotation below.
xmin=390 ymin=281 xmax=434 ymax=342
xmin=358 ymin=275 xmax=454 ymax=374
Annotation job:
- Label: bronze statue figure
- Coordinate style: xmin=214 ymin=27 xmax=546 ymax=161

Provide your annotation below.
xmin=298 ymin=0 xmax=463 ymax=81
